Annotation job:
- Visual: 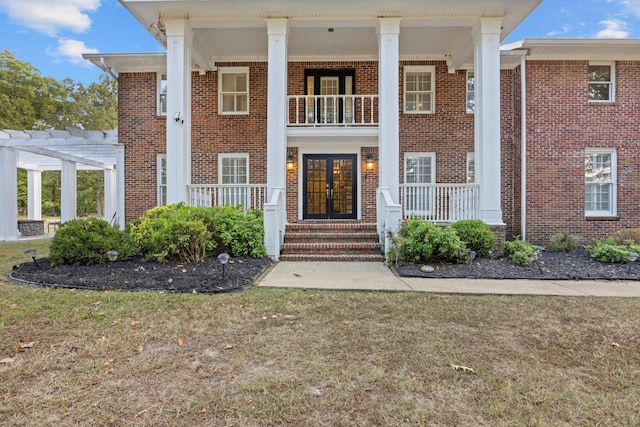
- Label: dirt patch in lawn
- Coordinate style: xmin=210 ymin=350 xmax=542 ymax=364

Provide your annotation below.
xmin=10 ymin=255 xmax=273 ymax=293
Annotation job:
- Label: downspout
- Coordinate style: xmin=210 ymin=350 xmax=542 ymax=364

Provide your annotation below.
xmin=520 ymin=53 xmax=527 ymax=240
xmin=99 ymin=57 xmax=118 ymax=80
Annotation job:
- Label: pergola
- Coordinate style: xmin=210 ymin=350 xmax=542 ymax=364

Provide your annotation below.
xmin=0 ymin=128 xmax=124 ymax=241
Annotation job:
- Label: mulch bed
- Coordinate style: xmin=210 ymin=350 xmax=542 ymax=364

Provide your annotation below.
xmin=10 ymin=255 xmax=274 ymax=293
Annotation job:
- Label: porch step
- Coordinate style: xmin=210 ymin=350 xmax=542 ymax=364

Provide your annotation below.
xmin=280 ymin=221 xmax=384 ymax=262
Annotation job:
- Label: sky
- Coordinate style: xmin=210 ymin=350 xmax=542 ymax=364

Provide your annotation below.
xmin=1 ymin=0 xmax=639 ymax=86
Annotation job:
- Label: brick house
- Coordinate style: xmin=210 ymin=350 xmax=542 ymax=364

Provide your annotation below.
xmin=82 ymin=0 xmax=640 ymax=260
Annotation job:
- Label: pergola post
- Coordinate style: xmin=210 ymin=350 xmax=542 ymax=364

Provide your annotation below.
xmin=27 ymin=170 xmax=42 ymax=220
xmin=61 ymin=160 xmax=77 ymax=223
xmin=0 ymin=147 xmax=18 ymax=241
xmin=104 ymin=168 xmax=117 ymax=226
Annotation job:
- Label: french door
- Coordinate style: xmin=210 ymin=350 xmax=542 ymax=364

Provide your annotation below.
xmin=303 ymin=154 xmax=357 ymax=219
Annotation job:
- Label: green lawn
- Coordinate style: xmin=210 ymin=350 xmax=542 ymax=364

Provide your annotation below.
xmin=1 ymin=239 xmax=639 ymax=426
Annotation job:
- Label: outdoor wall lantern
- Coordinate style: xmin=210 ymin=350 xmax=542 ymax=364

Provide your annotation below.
xmin=24 ymin=248 xmax=39 ymax=267
xmin=218 ymin=252 xmax=230 ymax=278
xmin=287 ymin=153 xmax=295 ymax=171
xmin=107 ymin=250 xmax=119 ymax=275
xmin=628 ymin=252 xmax=638 ymax=274
xmin=365 ymin=153 xmax=375 ymax=170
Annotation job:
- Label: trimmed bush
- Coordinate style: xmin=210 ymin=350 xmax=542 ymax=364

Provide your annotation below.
xmin=549 ymin=232 xmax=579 ymax=253
xmin=392 ymin=218 xmax=468 ymax=264
xmin=610 ymin=228 xmax=640 ymax=245
xmin=503 ymin=237 xmax=537 ymax=266
xmin=49 ymin=218 xmax=137 ymax=265
xmin=586 ymin=237 xmax=640 ymax=263
xmin=450 ymin=219 xmax=496 ymax=257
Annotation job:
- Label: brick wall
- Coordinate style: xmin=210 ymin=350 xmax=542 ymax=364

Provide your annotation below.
xmin=523 ymin=60 xmax=640 ymax=245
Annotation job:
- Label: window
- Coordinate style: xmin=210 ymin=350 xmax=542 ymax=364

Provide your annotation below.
xmin=404 ymin=66 xmax=435 ymax=114
xmin=157 ymin=155 xmax=167 ymax=206
xmin=219 ymin=67 xmax=249 ymax=114
xmin=218 ymin=154 xmax=249 ymax=207
xmin=157 ymin=73 xmax=167 ymax=116
xmin=466 ymin=71 xmax=475 ymax=113
xmin=466 ymin=152 xmax=475 ymax=183
xmin=585 ymin=149 xmax=616 ymax=216
xmin=404 ymin=153 xmax=436 ymax=215
xmin=588 ymin=62 xmax=615 ymax=102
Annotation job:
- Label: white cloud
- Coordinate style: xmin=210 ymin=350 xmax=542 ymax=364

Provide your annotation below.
xmin=619 ymin=0 xmax=640 ymax=17
xmin=48 ymin=38 xmax=99 ymax=66
xmin=595 ymin=19 xmax=630 ymax=37
xmin=0 ymin=0 xmax=100 ymax=36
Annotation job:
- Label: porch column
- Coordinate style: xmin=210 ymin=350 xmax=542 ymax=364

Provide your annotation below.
xmin=104 ymin=168 xmax=116 ymax=226
xmin=60 ymin=160 xmax=77 ymax=223
xmin=0 ymin=147 xmax=18 ymax=241
xmin=377 ymin=18 xmax=401 ymax=204
xmin=473 ymin=18 xmax=504 ymax=225
xmin=115 ymin=144 xmax=125 ymax=229
xmin=266 ymin=19 xmax=288 ymax=197
xmin=27 ymin=170 xmax=42 ymax=220
xmin=165 ymin=20 xmax=193 ymax=204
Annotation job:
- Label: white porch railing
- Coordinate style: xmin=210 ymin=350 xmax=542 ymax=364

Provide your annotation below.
xmin=400 ymin=183 xmax=480 ymax=223
xmin=187 ymin=184 xmax=267 ymax=211
xmin=288 ymin=94 xmax=378 ymax=127
xmin=377 ymin=187 xmax=403 ymax=255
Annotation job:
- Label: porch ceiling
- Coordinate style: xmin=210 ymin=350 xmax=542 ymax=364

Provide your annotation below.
xmin=120 ymin=0 xmax=542 ymax=69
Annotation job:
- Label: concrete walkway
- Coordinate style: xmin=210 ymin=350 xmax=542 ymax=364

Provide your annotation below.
xmin=257 ymin=261 xmax=640 ymax=297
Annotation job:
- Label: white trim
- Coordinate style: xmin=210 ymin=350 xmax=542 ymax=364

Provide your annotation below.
xmin=157 ymin=72 xmax=167 ymax=116
xmin=585 ymin=148 xmax=617 ymax=217
xmin=403 ymin=152 xmax=436 ymax=215
xmin=218 ymin=66 xmax=250 ymax=115
xmin=466 ymin=70 xmax=475 ymax=114
xmin=588 ymin=61 xmax=615 ymax=103
xmin=157 ymin=154 xmax=167 ymax=206
xmin=218 ymin=153 xmax=249 ymax=184
xmin=403 ymin=65 xmax=436 ymax=114
xmin=466 ymin=152 xmax=475 ymax=183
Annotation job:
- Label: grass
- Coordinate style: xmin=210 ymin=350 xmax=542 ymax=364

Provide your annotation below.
xmin=1 ymin=239 xmax=640 ymax=426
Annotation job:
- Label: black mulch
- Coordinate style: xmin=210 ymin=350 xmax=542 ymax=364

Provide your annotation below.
xmin=10 ymin=255 xmax=274 ymax=293
xmin=395 ymin=247 xmax=640 ymax=281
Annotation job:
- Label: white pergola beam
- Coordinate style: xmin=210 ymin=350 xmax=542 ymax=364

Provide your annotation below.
xmin=16 ymin=146 xmax=114 ymax=170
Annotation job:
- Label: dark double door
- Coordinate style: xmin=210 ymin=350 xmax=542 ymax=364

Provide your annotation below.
xmin=303 ymin=154 xmax=357 ymax=219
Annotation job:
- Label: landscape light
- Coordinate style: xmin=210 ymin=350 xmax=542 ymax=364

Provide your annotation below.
xmin=218 ymin=252 xmax=230 ymax=278
xmin=107 ymin=250 xmax=119 ymax=275
xmin=24 ymin=248 xmax=39 ymax=267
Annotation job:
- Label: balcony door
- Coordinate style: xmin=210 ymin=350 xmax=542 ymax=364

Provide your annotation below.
xmin=305 ymin=69 xmax=355 ymax=125
xmin=303 ymin=154 xmax=357 ymax=219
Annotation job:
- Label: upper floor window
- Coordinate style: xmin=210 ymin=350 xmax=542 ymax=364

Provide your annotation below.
xmin=466 ymin=71 xmax=475 ymax=114
xmin=585 ymin=149 xmax=616 ymax=217
xmin=404 ymin=66 xmax=435 ymax=114
xmin=157 ymin=154 xmax=167 ymax=206
xmin=219 ymin=67 xmax=249 ymax=114
xmin=466 ymin=152 xmax=475 ymax=183
xmin=588 ymin=62 xmax=615 ymax=102
xmin=157 ymin=73 xmax=167 ymax=116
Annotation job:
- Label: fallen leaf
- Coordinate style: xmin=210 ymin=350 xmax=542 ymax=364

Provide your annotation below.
xmin=9 ymin=303 xmax=17 ymax=308
xmin=20 ymin=341 xmax=36 ymax=349
xmin=343 ymin=320 xmax=350 ymax=325
xmin=177 ymin=337 xmax=184 ymax=346
xmin=14 ymin=341 xmax=35 ymax=353
xmin=168 ymin=278 xmax=173 ymax=283
xmin=136 ymin=345 xmax=144 ymax=353
xmin=98 ymin=336 xmax=108 ymax=344
xmin=91 ymin=301 xmax=102 ymax=306
xmin=225 ymin=344 xmax=233 ymax=349
xmin=130 ymin=320 xmax=139 ymax=327
xmin=111 ymin=319 xmax=121 ymax=326
xmin=611 ymin=342 xmax=621 ymax=347
xmin=450 ymin=364 xmax=476 ymax=374
xmin=104 ymin=368 xmax=114 ymax=375
xmin=0 ymin=357 xmax=16 ymax=364
xmin=200 ymin=408 xmax=207 ymax=413
xmin=73 ymin=307 xmax=80 ymax=314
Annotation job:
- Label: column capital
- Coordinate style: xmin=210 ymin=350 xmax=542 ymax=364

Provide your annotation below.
xmin=266 ymin=18 xmax=289 ymax=35
xmin=472 ymin=17 xmax=503 ymax=40
xmin=377 ymin=17 xmax=401 ymax=35
xmin=164 ymin=20 xmax=194 ymax=41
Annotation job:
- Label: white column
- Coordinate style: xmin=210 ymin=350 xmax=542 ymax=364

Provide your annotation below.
xmin=473 ymin=18 xmax=504 ymax=225
xmin=60 ymin=160 xmax=77 ymax=223
xmin=165 ymin=20 xmax=193 ymax=204
xmin=0 ymin=148 xmax=18 ymax=241
xmin=115 ymin=144 xmax=125 ymax=229
xmin=104 ymin=168 xmax=116 ymax=226
xmin=27 ymin=170 xmax=42 ymax=220
xmin=377 ymin=18 xmax=401 ymax=203
xmin=266 ymin=19 xmax=288 ymax=197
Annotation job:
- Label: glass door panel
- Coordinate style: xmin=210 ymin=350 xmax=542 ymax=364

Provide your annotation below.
xmin=304 ymin=154 xmax=357 ymax=219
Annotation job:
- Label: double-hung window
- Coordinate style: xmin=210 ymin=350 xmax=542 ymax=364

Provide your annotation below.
xmin=585 ymin=149 xmax=616 ymax=217
xmin=219 ymin=154 xmax=249 ymax=208
xmin=157 ymin=154 xmax=167 ymax=206
xmin=466 ymin=152 xmax=475 ymax=183
xmin=404 ymin=66 xmax=435 ymax=114
xmin=588 ymin=62 xmax=615 ymax=102
xmin=466 ymin=71 xmax=475 ymax=113
xmin=404 ymin=153 xmax=436 ymax=215
xmin=157 ymin=73 xmax=167 ymax=116
xmin=219 ymin=67 xmax=249 ymax=114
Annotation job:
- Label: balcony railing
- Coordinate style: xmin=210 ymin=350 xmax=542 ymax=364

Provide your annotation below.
xmin=187 ymin=184 xmax=267 ymax=211
xmin=288 ymin=94 xmax=378 ymax=127
xmin=400 ymin=183 xmax=480 ymax=223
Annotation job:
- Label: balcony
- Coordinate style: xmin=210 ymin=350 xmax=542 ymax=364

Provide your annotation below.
xmin=288 ymin=94 xmax=378 ymax=127
xmin=400 ymin=183 xmax=480 ymax=223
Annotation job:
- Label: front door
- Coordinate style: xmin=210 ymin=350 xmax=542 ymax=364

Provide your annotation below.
xmin=303 ymin=154 xmax=357 ymax=219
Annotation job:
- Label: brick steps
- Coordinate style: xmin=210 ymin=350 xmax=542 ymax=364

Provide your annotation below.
xmin=280 ymin=221 xmax=384 ymax=262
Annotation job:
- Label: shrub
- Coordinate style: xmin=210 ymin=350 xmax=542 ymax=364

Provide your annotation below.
xmin=450 ymin=220 xmax=496 ymax=257
xmin=586 ymin=237 xmax=640 ymax=263
xmin=610 ymin=228 xmax=640 ymax=245
xmin=549 ymin=232 xmax=579 ymax=253
xmin=49 ymin=218 xmax=137 ymax=265
xmin=503 ymin=237 xmax=537 ymax=266
xmin=392 ymin=218 xmax=468 ymax=264
xmin=205 ymin=206 xmax=266 ymax=258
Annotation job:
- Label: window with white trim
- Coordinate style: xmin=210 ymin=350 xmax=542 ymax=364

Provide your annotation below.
xmin=219 ymin=67 xmax=249 ymax=114
xmin=157 ymin=154 xmax=167 ymax=206
xmin=585 ymin=149 xmax=616 ymax=216
xmin=157 ymin=73 xmax=167 ymax=116
xmin=466 ymin=152 xmax=475 ymax=183
xmin=466 ymin=71 xmax=475 ymax=113
xmin=588 ymin=62 xmax=615 ymax=102
xmin=404 ymin=66 xmax=435 ymax=114
xmin=218 ymin=154 xmax=249 ymax=207
xmin=404 ymin=153 xmax=436 ymax=215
